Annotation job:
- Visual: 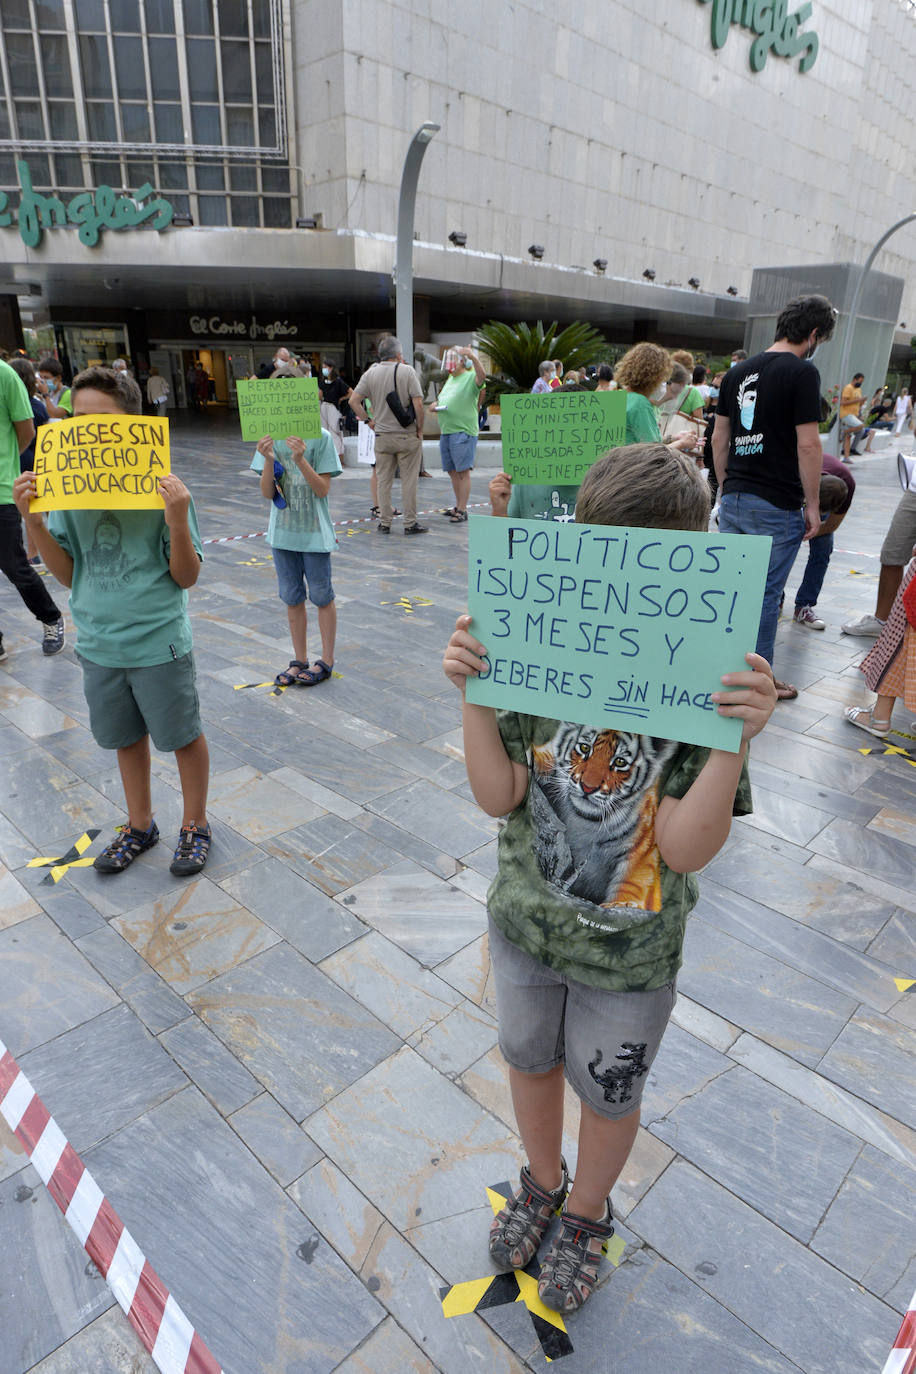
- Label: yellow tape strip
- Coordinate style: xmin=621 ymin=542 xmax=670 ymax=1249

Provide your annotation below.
xmin=894 ymin=978 xmax=915 ymax=994
xmin=441 ymin=1276 xmax=496 ymax=1318
xmin=515 ymin=1271 xmax=568 ymax=1331
xmin=49 ymin=856 xmax=95 ymax=884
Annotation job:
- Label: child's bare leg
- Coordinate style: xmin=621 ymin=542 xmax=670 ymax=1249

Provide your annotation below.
xmin=116 ymin=736 xmax=153 ymax=830
xmin=175 ymin=733 xmax=209 ymax=827
xmin=566 ymin=1102 xmax=640 ymax=1219
xmin=286 ymin=601 xmax=308 ymax=663
xmin=871 ymin=692 xmax=895 ymax=728
xmin=316 ymin=600 xmax=336 ymax=666
xmin=508 ymin=1063 xmax=566 ymax=1190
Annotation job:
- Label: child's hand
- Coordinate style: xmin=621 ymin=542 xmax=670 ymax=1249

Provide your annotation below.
xmin=712 ymin=652 xmax=777 ymax=742
xmin=158 ymin=474 xmax=191 ymax=526
xmin=489 ymin=472 xmax=512 ymax=518
xmin=286 ymin=436 xmax=306 ymax=462
xmin=256 ymin=436 xmax=274 ymax=461
xmin=443 ymin=614 xmax=487 ymax=694
xmin=13 ymin=471 xmax=39 ymax=521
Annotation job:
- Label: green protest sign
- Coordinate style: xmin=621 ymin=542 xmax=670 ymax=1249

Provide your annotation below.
xmin=499 ymin=391 xmax=627 ymax=485
xmin=465 ymin=516 xmax=770 ymax=751
xmin=236 ymin=377 xmax=321 ymax=441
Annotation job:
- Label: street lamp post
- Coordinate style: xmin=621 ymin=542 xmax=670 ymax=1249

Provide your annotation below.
xmin=834 ymin=212 xmax=916 ymax=434
xmin=394 ymin=122 xmax=440 ymax=366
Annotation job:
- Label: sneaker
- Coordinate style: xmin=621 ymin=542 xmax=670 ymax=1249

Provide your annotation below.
xmin=489 ymin=1161 xmax=569 ymax=1270
xmin=376 ymin=522 xmax=390 ymax=534
xmin=403 ymin=523 xmax=428 ymax=535
xmin=794 ymin=605 xmax=826 ymax=630
xmin=41 ymin=619 xmax=65 ymax=655
xmin=841 ymin=613 xmax=885 ymax=637
xmin=170 ymin=822 xmax=211 ymax=876
xmin=94 ymin=821 xmax=159 ymax=873
xmin=537 ymin=1199 xmax=614 ymax=1314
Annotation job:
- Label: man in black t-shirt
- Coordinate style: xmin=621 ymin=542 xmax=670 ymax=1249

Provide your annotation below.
xmin=713 ymin=295 xmax=837 ymax=700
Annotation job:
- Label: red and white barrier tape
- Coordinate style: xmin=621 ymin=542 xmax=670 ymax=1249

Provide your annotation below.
xmin=201 ymin=500 xmax=489 ymax=545
xmin=0 ymin=1039 xmax=223 ymax=1374
xmin=884 ymin=1290 xmax=916 ymax=1374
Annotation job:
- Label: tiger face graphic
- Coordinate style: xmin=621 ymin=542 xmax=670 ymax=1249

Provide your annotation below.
xmin=530 ymin=726 xmax=674 ymax=911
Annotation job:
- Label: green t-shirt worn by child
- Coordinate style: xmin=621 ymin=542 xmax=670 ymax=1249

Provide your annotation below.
xmin=506 ymin=483 xmax=580 ymax=523
xmin=0 ymin=360 xmax=34 ymax=504
xmin=250 ymin=429 xmax=341 ymax=553
xmin=487 ymin=711 xmax=752 ymax=993
xmin=438 ymin=367 xmax=483 ymax=436
xmin=48 ymin=501 xmax=203 ymax=667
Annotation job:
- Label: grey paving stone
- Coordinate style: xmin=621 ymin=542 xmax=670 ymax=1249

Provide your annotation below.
xmin=811 ymin=1144 xmax=916 ymax=1313
xmin=640 ymin=1021 xmax=732 ymax=1122
xmin=0 ymin=864 xmax=40 ymax=930
xmin=18 ymin=1003 xmax=186 ymax=1154
xmin=367 ymin=779 xmax=497 ymax=858
xmin=749 ymin=724 xmax=878 ymax=791
xmin=319 ymin=930 xmax=462 ymax=1037
xmin=74 ymin=924 xmax=188 ymax=1034
xmin=0 ymin=745 xmax=122 ymax=848
xmin=264 ymin=731 xmax=416 ymax=801
xmin=158 ymin=1015 xmax=260 ymax=1117
xmin=85 ymin=1087 xmax=383 ymax=1374
xmin=0 ymin=914 xmax=119 ymax=1057
xmin=111 ymin=876 xmax=280 ymax=995
xmin=736 ymin=782 xmax=835 ymax=846
xmin=365 ymin=737 xmax=470 ymax=789
xmin=27 ymin=881 xmax=108 ymax=943
xmin=818 ymin=1009 xmax=916 ymax=1131
xmin=23 ymin=1308 xmax=157 ymax=1372
xmin=0 ymin=1165 xmax=113 ymax=1374
xmin=339 ymin=860 xmax=488 ymax=967
xmin=229 ymin=1092 xmax=323 ymax=1186
xmin=288 ymin=1157 xmax=385 ymax=1269
xmin=460 ymin=836 xmax=499 ymax=880
xmin=680 ymin=918 xmax=859 ymax=1068
xmin=0 ymin=1111 xmax=28 ymax=1185
xmin=629 ymin=1159 xmax=900 ymax=1374
xmin=806 ymin=852 xmax=916 ymax=920
xmin=746 ymin=759 xmax=882 ymax=826
xmin=650 ymin=1064 xmax=862 ymax=1243
xmin=695 ymin=879 xmax=904 ymax=1012
xmin=0 ymin=810 xmax=33 ymax=870
xmin=703 ymin=836 xmax=897 ymax=948
xmin=868 ymin=909 xmax=916 ymax=968
xmin=434 ymin=933 xmax=496 ymax=1015
xmin=63 ymin=837 xmax=191 ymax=920
xmin=330 ymin=1316 xmax=435 ymax=1374
xmin=206 ymin=763 xmax=327 ymax=840
xmin=408 ymin=1001 xmax=499 ymax=1077
xmin=219 ymin=857 xmax=366 ymax=961
xmin=668 ymin=993 xmax=741 ymax=1053
xmin=188 ymin=943 xmax=399 ymax=1121
xmin=266 ymin=764 xmax=363 ymax=820
xmin=352 ymin=809 xmax=461 ymax=878
xmin=307 ymin=1046 xmax=520 ymax=1232
xmin=264 ymin=813 xmax=401 ymax=895
xmin=810 ymin=815 xmax=916 ymax=892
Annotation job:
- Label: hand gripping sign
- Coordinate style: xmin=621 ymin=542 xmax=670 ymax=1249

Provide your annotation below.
xmin=466 ymin=516 xmax=771 ymax=752
xmin=31 ymin=415 xmax=170 ymax=512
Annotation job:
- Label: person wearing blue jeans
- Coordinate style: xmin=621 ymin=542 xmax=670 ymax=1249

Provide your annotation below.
xmin=713 ymin=294 xmax=837 ymax=700
xmin=792 ymin=464 xmax=854 ymax=630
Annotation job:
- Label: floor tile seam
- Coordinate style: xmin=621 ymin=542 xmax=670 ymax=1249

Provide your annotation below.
xmin=315 ymin=949 xmax=461 ymax=1041
xmin=325 ymin=1317 xmax=446 ymax=1374
xmin=642 ymin=1057 xmax=739 ymax=1139
xmin=746 ymin=759 xmax=885 ymax=821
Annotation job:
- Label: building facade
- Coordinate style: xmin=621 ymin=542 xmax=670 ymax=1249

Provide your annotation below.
xmin=1 ymin=0 xmax=915 ymax=404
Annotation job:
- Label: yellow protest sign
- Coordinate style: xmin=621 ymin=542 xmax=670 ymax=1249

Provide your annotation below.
xmin=30 ymin=415 xmax=170 ymax=512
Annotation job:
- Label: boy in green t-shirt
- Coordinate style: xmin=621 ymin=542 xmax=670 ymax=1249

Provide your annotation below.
xmin=443 ymin=442 xmax=776 ymax=1314
xmin=13 ymin=366 xmax=211 ymax=878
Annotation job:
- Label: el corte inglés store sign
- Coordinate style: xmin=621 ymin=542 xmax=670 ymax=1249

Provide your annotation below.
xmin=0 ymin=160 xmax=173 ymax=248
xmin=699 ymin=0 xmax=819 ymax=72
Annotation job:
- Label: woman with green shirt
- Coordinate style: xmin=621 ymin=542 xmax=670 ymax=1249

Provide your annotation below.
xmin=431 ymin=346 xmax=485 ymax=522
xmin=614 ymin=343 xmax=699 ymax=455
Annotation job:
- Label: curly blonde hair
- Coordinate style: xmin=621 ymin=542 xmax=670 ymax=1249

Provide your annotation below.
xmin=670 ymin=349 xmax=694 ymax=370
xmin=613 ymin=343 xmax=671 ymax=396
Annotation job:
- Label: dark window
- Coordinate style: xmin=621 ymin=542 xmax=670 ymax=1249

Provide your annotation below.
xmin=252 ymin=5 xmax=271 ymax=38
xmin=125 ymin=160 xmax=155 ymax=186
xmin=145 ymin=0 xmax=177 ymax=33
xmin=254 ymin=41 xmax=273 ymax=93
xmin=42 ymin=36 xmax=73 ymax=97
xmin=87 ymin=103 xmax=117 ymax=142
xmin=263 ymin=197 xmax=291 ymax=228
xmin=183 ymin=0 xmax=214 ymax=35
xmin=0 ymin=156 xmax=17 ymax=184
xmin=75 ymin=0 xmax=106 ymax=28
xmin=48 ymin=103 xmax=79 ymax=140
xmin=168 ymin=193 xmax=190 ymax=216
xmin=109 ymin=0 xmax=141 ymax=28
xmin=191 ymin=104 xmax=221 ymax=144
xmin=91 ymin=158 xmax=124 ymax=185
xmin=258 ymin=107 xmax=276 ymax=146
xmin=25 ymin=154 xmax=51 ymax=186
xmin=79 ymin=35 xmax=112 ymax=98
xmin=6 ymin=35 xmax=40 ymax=98
xmin=218 ymin=0 xmax=249 ymax=38
xmin=229 ymin=195 xmax=259 ymax=227
xmin=113 ymin=37 xmax=146 ymax=99
xmin=35 ymin=0 xmax=67 ymax=27
xmin=53 ymin=153 xmax=84 ymax=186
xmin=198 ymin=196 xmax=228 ymax=226
xmin=0 ymin=108 xmax=10 ymax=140
xmin=196 ymin=163 xmax=224 ymax=190
xmin=149 ymin=38 xmax=181 ymax=98
xmin=221 ymin=41 xmax=252 ymax=101
xmin=229 ymin=163 xmax=256 ymax=191
xmin=261 ymin=166 xmax=290 ymax=193
xmin=154 ymin=103 xmax=184 ymax=143
xmin=186 ymin=38 xmax=219 ymax=101
xmin=158 ymin=162 xmax=188 ymax=190
xmin=226 ymin=106 xmax=253 ymax=145
xmin=121 ymin=104 xmax=151 ymax=141
xmin=14 ymin=101 xmax=45 ymax=141
xmin=4 ymin=0 xmax=31 ymax=28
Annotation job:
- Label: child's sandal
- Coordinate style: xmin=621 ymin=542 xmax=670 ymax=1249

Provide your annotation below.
xmin=275 ymin=660 xmax=309 ymax=686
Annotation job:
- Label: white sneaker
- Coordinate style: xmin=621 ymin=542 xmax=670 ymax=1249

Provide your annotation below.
xmin=794 ymin=605 xmax=826 ymax=630
xmin=841 ymin=613 xmax=884 ymax=637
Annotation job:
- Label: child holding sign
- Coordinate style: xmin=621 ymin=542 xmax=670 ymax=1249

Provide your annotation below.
xmin=443 ymin=443 xmax=776 ymax=1314
xmin=13 ymin=366 xmax=212 ymax=877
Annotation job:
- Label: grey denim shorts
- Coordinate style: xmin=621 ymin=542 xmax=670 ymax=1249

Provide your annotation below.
xmin=881 ymin=488 xmax=916 ymax=566
xmin=488 ymin=916 xmax=677 ymax=1121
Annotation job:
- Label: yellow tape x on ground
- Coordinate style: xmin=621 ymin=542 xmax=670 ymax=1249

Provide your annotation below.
xmin=27 ymin=829 xmax=100 ymax=884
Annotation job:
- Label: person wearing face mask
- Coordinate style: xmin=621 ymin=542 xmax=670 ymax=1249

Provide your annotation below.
xmin=318 ymin=362 xmax=351 ymax=460
xmin=36 ymin=357 xmax=72 ymax=419
xmin=431 ymin=346 xmax=486 ymax=522
xmin=531 ymin=360 xmax=556 ymax=394
xmin=613 ymin=343 xmax=697 ymax=448
xmin=713 ymin=294 xmax=837 ymax=701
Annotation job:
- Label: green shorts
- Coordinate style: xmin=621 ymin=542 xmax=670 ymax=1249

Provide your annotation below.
xmin=78 ymin=651 xmax=202 ymax=752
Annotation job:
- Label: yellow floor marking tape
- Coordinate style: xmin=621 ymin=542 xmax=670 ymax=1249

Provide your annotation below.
xmin=27 ymin=830 xmax=100 ymax=884
xmin=894 ymin=978 xmax=915 ymax=994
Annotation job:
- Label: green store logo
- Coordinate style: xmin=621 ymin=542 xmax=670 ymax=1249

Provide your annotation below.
xmin=699 ymin=0 xmax=819 ymax=72
xmin=0 ymin=159 xmax=174 ymax=248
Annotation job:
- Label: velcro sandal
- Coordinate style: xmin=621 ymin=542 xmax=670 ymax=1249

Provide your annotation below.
xmin=170 ymin=822 xmax=212 ymax=877
xmin=93 ymin=821 xmax=159 ymax=873
xmin=537 ymin=1200 xmax=614 ymax=1313
xmin=489 ymin=1160 xmax=569 ymax=1270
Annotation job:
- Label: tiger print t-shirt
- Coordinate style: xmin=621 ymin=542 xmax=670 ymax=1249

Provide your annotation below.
xmin=489 ymin=712 xmax=752 ymax=993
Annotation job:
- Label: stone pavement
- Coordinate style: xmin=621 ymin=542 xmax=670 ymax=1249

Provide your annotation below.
xmin=1 ymin=411 xmax=914 ymax=1373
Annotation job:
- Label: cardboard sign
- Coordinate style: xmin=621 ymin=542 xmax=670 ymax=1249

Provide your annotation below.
xmin=236 ymin=377 xmax=321 ymax=441
xmin=499 ymin=391 xmax=627 ymax=485
xmin=357 ymin=420 xmax=376 ymax=465
xmin=465 ymin=515 xmax=771 ymax=751
xmin=30 ymin=415 xmax=170 ymax=512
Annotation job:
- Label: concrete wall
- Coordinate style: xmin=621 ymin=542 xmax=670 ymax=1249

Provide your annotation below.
xmin=291 ymin=0 xmax=916 ymax=327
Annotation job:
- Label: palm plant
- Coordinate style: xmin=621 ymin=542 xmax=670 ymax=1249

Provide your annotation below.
xmin=475 ymin=319 xmax=607 ymax=395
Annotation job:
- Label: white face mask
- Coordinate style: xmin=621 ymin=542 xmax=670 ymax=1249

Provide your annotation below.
xmin=322 ymin=367 xmax=330 ymax=378
xmin=649 ymin=382 xmax=667 ymax=404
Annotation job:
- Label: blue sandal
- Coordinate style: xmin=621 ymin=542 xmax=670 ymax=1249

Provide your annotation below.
xmin=275 ymin=660 xmax=309 ymax=686
xmin=299 ymin=659 xmax=333 ymax=686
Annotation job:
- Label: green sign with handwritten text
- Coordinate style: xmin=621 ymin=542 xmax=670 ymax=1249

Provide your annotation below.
xmin=0 ymin=160 xmax=173 ymax=248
